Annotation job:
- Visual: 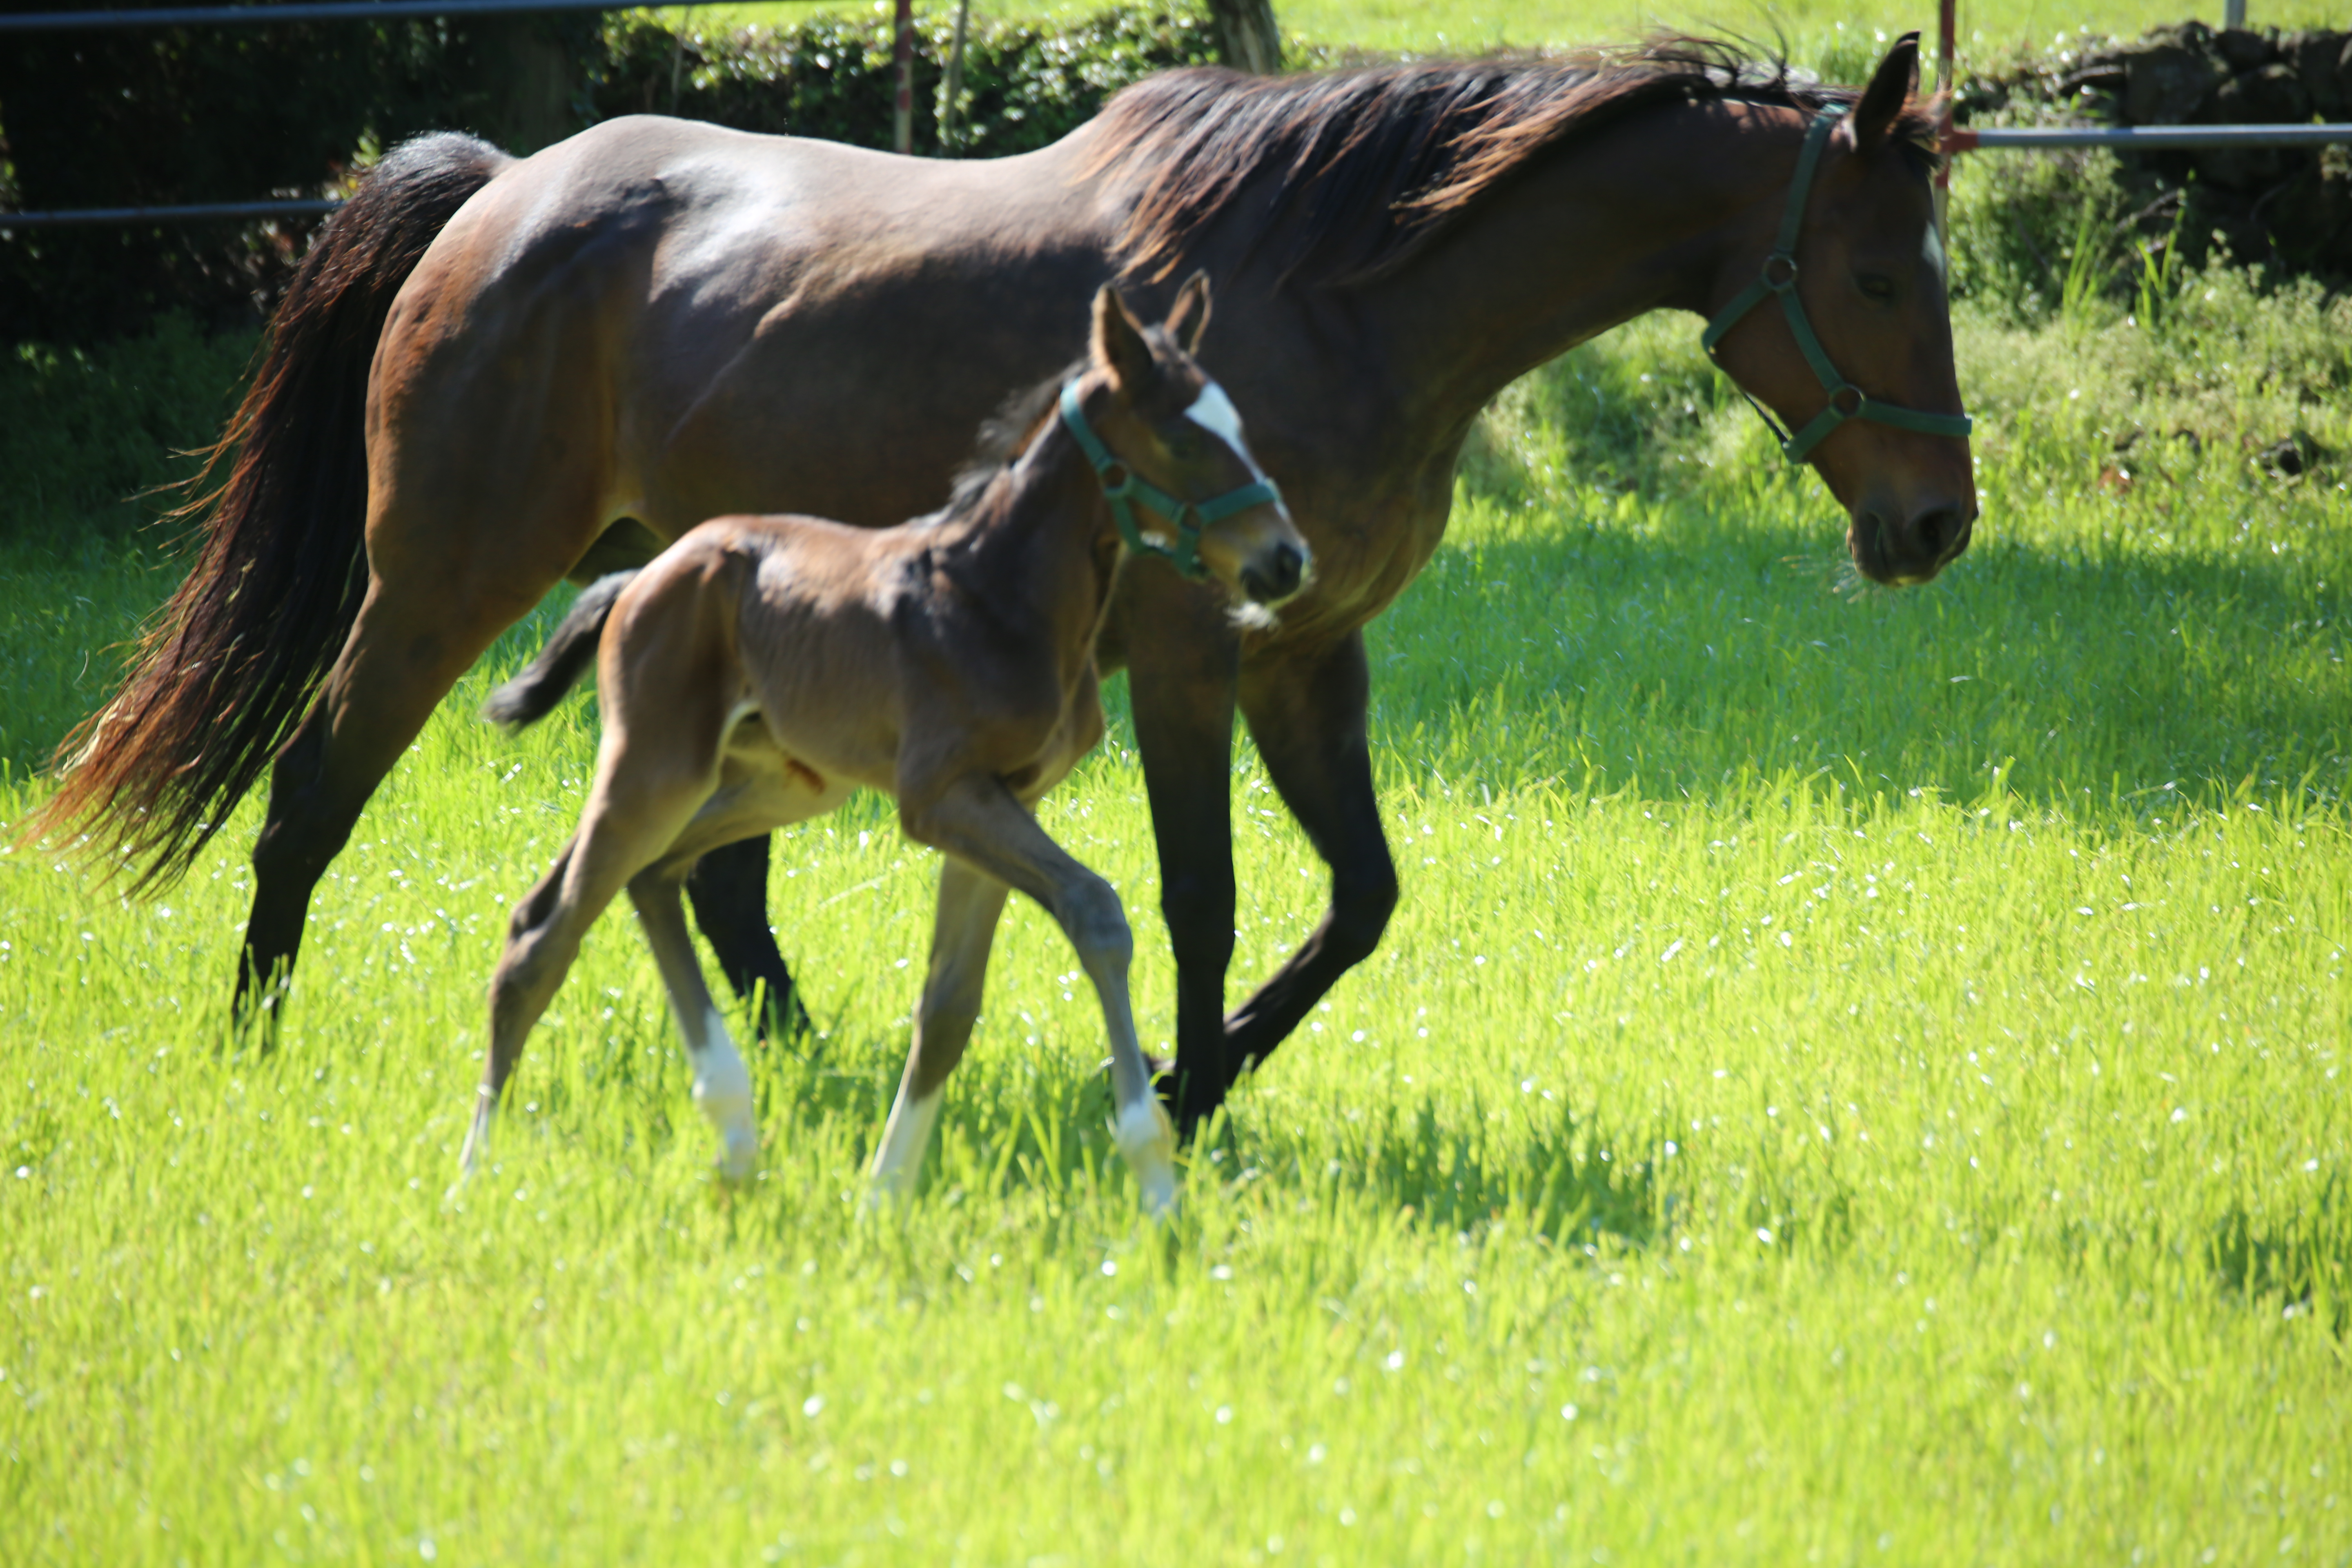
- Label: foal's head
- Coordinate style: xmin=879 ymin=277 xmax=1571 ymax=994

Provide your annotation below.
xmin=1072 ymin=277 xmax=1311 ymax=607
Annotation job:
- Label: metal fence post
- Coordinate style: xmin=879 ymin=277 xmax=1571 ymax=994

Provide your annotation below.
xmin=893 ymin=0 xmax=915 ymax=155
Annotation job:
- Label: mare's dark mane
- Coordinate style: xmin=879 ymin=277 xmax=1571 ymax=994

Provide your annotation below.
xmin=1087 ymin=37 xmax=1941 ymax=285
xmin=940 ymin=324 xmax=1194 ymax=518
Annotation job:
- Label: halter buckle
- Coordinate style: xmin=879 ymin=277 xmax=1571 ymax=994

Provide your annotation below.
xmin=1762 ymin=253 xmax=1800 ymax=293
xmin=1827 ymin=383 xmax=1865 ymax=418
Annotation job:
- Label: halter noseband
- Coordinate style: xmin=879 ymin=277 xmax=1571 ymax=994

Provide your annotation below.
xmin=1057 ymin=381 xmax=1283 ymax=581
xmin=1701 ymin=103 xmax=1974 ymax=464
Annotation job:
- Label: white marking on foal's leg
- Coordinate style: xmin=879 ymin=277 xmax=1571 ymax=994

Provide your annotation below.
xmin=1114 ymin=1095 xmax=1178 ymax=1219
xmin=449 ymin=1086 xmax=497 ymax=1200
xmin=868 ymin=1084 xmax=945 ymax=1207
xmin=689 ymin=1004 xmax=759 ymax=1183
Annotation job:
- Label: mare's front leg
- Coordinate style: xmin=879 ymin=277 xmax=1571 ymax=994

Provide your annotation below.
xmin=900 ymin=776 xmax=1176 ymax=1215
xmin=869 ymin=858 xmax=1010 ymax=1203
xmin=1123 ymin=588 xmax=1242 ymax=1143
xmin=685 ymin=835 xmax=816 ymax=1044
xmin=1214 ymin=628 xmax=1399 ymax=1106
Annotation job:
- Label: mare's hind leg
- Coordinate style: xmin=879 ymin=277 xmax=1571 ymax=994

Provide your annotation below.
xmin=629 ymin=868 xmax=760 ymax=1182
xmin=869 ymin=859 xmax=1010 ymax=1203
xmin=901 ymin=776 xmax=1175 ymax=1215
xmin=241 ymin=566 xmax=562 ymax=1031
xmin=685 ymin=837 xmax=816 ymax=1043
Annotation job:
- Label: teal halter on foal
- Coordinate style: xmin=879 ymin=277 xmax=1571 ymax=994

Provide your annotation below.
xmin=1058 ymin=380 xmax=1283 ymax=581
xmin=1701 ymin=103 xmax=1974 ymax=464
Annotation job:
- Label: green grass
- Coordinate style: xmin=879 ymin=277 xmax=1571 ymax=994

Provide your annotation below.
xmin=6 ymin=263 xmax=2350 ymax=1559
xmin=7 ymin=21 xmax=2352 ymax=1553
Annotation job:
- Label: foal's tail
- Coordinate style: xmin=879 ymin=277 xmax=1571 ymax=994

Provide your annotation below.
xmin=481 ymin=572 xmax=636 ymax=733
xmin=22 ymin=131 xmax=513 ymax=894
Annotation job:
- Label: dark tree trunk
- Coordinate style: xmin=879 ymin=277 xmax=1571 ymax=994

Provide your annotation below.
xmin=1204 ymin=0 xmax=1282 ymax=74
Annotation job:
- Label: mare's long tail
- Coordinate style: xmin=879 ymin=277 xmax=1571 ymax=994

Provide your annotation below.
xmin=20 ymin=131 xmax=513 ymax=894
xmin=480 ymin=572 xmax=636 ymax=732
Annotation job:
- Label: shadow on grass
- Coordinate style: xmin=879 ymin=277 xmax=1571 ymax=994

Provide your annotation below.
xmin=1346 ymin=496 xmax=2347 ymax=827
xmin=2212 ymin=1180 xmax=2352 ymax=1334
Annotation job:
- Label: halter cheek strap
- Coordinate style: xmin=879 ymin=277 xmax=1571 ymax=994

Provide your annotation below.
xmin=1702 ymin=103 xmax=1974 ymax=464
xmin=1057 ymin=381 xmax=1283 ymax=581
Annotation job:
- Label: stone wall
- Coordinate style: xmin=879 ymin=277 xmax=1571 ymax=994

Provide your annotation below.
xmin=1956 ymin=22 xmax=2352 ymax=283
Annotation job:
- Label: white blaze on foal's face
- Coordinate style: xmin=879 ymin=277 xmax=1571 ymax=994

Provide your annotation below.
xmin=1184 ymin=380 xmax=1275 ymax=492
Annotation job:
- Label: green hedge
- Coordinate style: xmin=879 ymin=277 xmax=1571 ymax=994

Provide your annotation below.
xmin=593 ymin=8 xmax=1218 ymax=158
xmin=0 ymin=5 xmax=1219 ymax=344
xmin=0 ymin=4 xmax=606 ymax=342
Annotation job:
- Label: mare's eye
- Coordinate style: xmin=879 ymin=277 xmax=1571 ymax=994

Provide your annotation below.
xmin=1857 ymin=273 xmax=1897 ymax=303
xmin=1167 ymin=429 xmax=1207 ymax=461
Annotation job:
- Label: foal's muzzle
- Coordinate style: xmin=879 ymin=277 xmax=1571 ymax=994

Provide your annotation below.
xmin=1240 ymin=539 xmax=1309 ymax=604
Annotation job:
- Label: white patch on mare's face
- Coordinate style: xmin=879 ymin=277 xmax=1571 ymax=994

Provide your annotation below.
xmin=1184 ymin=381 xmax=1271 ymax=486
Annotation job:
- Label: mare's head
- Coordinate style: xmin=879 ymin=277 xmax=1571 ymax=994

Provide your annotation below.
xmin=1072 ymin=276 xmax=1310 ymax=606
xmin=1703 ymin=35 xmax=1976 ymax=585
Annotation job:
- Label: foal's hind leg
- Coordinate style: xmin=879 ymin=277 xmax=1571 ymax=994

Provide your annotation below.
xmin=869 ymin=858 xmax=1010 ymax=1203
xmin=901 ymin=776 xmax=1176 ymax=1214
xmin=460 ymin=766 xmax=714 ymax=1181
xmin=630 ymin=867 xmax=760 ymax=1183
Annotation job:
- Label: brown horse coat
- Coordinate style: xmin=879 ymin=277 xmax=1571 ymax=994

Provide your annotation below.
xmin=463 ymin=281 xmax=1305 ymax=1206
xmin=36 ymin=38 xmax=1974 ymax=1134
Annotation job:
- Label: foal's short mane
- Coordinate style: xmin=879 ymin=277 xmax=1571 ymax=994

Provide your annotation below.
xmin=1086 ymin=36 xmax=1941 ymax=286
xmin=941 ymin=324 xmax=1197 ymax=519
xmin=942 ymin=362 xmax=1078 ymax=519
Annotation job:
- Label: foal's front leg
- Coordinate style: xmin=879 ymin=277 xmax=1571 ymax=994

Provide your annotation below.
xmin=900 ymin=775 xmax=1177 ymax=1215
xmin=869 ymin=858 xmax=1010 ymax=1203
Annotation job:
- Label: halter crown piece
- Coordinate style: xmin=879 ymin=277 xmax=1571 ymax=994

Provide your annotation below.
xmin=1702 ymin=104 xmax=1974 ymax=464
xmin=1058 ymin=381 xmax=1283 ymax=581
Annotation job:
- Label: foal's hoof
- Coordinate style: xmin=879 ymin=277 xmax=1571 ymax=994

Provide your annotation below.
xmin=715 ymin=1126 xmax=760 ymax=1186
xmin=1115 ymin=1098 xmax=1179 ymax=1219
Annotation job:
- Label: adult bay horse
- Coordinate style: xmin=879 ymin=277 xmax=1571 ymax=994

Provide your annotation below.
xmin=33 ymin=36 xmax=1975 ymax=1136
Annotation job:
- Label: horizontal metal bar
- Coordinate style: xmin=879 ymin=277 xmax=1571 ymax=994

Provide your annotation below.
xmin=1949 ymin=123 xmax=2352 ymax=151
xmin=0 ymin=0 xmax=638 ymax=33
xmin=0 ymin=198 xmax=344 ymax=229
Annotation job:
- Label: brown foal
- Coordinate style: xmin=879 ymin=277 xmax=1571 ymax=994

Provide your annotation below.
xmin=458 ymin=281 xmax=1304 ymax=1211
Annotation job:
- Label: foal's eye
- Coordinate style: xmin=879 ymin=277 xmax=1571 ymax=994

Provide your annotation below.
xmin=1856 ymin=273 xmax=1897 ymax=303
xmin=1167 ymin=430 xmax=1207 ymax=461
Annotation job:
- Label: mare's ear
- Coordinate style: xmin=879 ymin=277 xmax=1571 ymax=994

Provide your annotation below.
xmin=1091 ymin=283 xmax=1157 ymax=394
xmin=1852 ymin=31 xmax=1920 ymax=155
xmin=1165 ymin=270 xmax=1214 ymax=354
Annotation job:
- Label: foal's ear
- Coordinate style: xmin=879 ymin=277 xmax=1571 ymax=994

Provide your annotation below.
xmin=1165 ymin=270 xmax=1214 ymax=355
xmin=1852 ymin=31 xmax=1920 ymax=155
xmin=1091 ymin=283 xmax=1158 ymax=394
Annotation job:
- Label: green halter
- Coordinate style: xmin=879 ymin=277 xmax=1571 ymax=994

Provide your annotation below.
xmin=1701 ymin=103 xmax=1974 ymax=464
xmin=1058 ymin=381 xmax=1284 ymax=581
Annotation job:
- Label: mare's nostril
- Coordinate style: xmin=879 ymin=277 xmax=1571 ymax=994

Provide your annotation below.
xmin=1914 ymin=505 xmax=1967 ymax=563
